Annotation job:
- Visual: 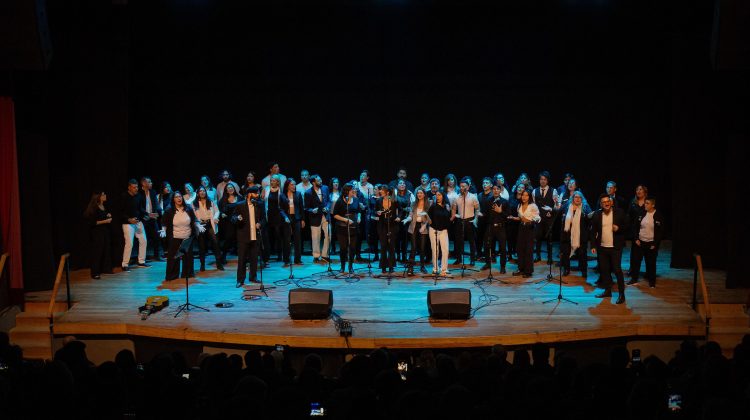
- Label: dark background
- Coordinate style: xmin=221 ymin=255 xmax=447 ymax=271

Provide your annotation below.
xmin=1 ymin=0 xmax=747 ymax=291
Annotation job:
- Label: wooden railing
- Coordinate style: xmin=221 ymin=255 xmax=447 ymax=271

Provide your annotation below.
xmin=0 ymin=253 xmax=8 ymax=305
xmin=692 ymin=254 xmax=711 ymax=338
xmin=47 ymin=253 xmax=71 ymax=319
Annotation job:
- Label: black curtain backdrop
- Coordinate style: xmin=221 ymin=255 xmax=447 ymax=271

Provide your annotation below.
xmin=3 ymin=0 xmax=746 ymax=290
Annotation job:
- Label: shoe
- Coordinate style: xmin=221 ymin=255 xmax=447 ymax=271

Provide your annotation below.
xmin=440 ymin=271 xmax=450 ymax=277
xmin=217 ymin=265 xmax=225 ymax=271
xmin=534 ymin=257 xmax=541 ymax=263
xmin=563 ymin=269 xmax=570 ymax=276
xmin=522 ymin=273 xmax=532 ymax=278
xmin=512 ymin=271 xmax=522 ymax=276
xmin=92 ymin=275 xmax=101 ymax=280
xmin=420 ymin=266 xmax=427 ymax=274
xmin=313 ymin=257 xmax=320 ymax=263
xmin=236 ymin=281 xmax=244 ymax=288
xmin=616 ymin=294 xmax=626 ymax=304
xmin=480 ymin=264 xmax=491 ymax=270
xmin=595 ymin=291 xmax=612 ymax=298
xmin=320 ymin=256 xmax=331 ymax=263
xmin=500 ymin=268 xmax=506 ymax=274
xmin=432 ymin=270 xmax=439 ymax=275
xmin=137 ymin=263 xmax=151 ymax=268
xmin=121 ymin=266 xmax=130 ymax=272
xmin=626 ymin=279 xmax=638 ymax=286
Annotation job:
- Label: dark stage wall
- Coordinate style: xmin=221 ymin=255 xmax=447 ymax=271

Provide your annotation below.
xmin=2 ymin=0 xmax=746 ymax=290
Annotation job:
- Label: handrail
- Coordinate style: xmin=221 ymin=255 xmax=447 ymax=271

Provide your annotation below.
xmin=0 ymin=252 xmax=8 ymax=279
xmin=693 ymin=254 xmax=711 ymax=337
xmin=47 ymin=253 xmax=71 ymax=319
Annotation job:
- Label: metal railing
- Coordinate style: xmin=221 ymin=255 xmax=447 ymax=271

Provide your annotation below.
xmin=47 ymin=253 xmax=71 ymax=320
xmin=692 ymin=254 xmax=711 ymax=338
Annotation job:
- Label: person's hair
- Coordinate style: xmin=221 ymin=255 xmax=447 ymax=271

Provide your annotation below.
xmin=607 ymin=180 xmax=617 ymax=188
xmin=300 ymin=168 xmax=309 ymax=175
xmin=283 ymin=178 xmax=297 ymax=195
xmin=330 ymin=177 xmax=340 ymax=192
xmin=494 ymin=172 xmax=504 ymax=180
xmin=635 ymin=184 xmax=649 ymax=197
xmin=184 ymin=182 xmax=194 ymax=193
xmin=539 ymin=170 xmax=551 ymax=181
xmin=196 ymin=185 xmax=214 ymax=208
xmin=270 ymin=174 xmax=281 ymax=186
xmin=437 ymin=190 xmax=450 ymax=207
xmin=83 ymin=192 xmax=105 ymax=218
xmin=360 ymin=169 xmax=369 ymax=177
xmin=520 ymin=190 xmax=532 ymax=202
xmin=444 ymin=173 xmax=457 ymax=189
xmin=378 ymin=184 xmax=391 ymax=196
xmin=430 ymin=178 xmax=440 ymax=186
xmin=420 ymin=172 xmax=430 ymax=181
xmin=267 ymin=161 xmax=279 ymax=173
xmin=599 ymin=193 xmax=611 ymax=202
xmin=459 ymin=177 xmax=470 ymax=186
xmin=171 ymin=192 xmax=188 ymax=210
xmin=128 ymin=178 xmax=138 ymax=186
xmin=340 ymin=183 xmax=354 ymax=201
xmin=246 ymin=170 xmax=256 ymax=180
xmin=482 ymin=177 xmax=493 ymax=185
xmin=396 ymin=179 xmax=407 ymax=195
xmin=140 ymin=176 xmax=151 ymax=184
xmin=567 ymin=178 xmax=577 ymax=191
xmin=223 ymin=183 xmax=238 ymax=200
xmin=397 ymin=166 xmax=407 ymax=174
xmin=645 ymin=197 xmax=656 ymax=207
xmin=219 ymin=169 xmax=232 ymax=179
xmin=563 ymin=172 xmax=574 ymax=179
xmin=200 ymin=175 xmax=214 ymax=189
xmin=310 ymin=174 xmax=321 ymax=184
xmin=245 ymin=185 xmax=259 ymax=196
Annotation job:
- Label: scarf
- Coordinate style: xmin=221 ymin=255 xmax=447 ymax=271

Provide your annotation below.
xmin=564 ymin=204 xmax=582 ymax=256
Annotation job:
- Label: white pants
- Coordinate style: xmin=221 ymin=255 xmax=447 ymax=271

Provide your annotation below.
xmin=429 ymin=227 xmax=449 ymax=273
xmin=122 ymin=222 xmax=147 ymax=266
xmin=310 ymin=218 xmax=330 ymax=258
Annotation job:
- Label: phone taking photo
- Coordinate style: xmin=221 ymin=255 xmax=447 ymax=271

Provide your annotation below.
xmin=397 ymin=361 xmax=408 ymax=381
xmin=632 ymin=349 xmax=641 ymax=364
xmin=668 ymin=394 xmax=682 ymax=412
xmin=310 ymin=402 xmax=325 ymax=416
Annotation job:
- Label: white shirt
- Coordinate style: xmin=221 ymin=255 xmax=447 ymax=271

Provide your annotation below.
xmin=601 ymin=211 xmax=614 ymax=248
xmin=446 ymin=188 xmax=459 ymax=205
xmin=416 ymin=203 xmax=424 ymax=222
xmin=261 ymin=174 xmax=287 ymax=190
xmin=183 ymin=193 xmax=196 ymax=205
xmin=248 ymin=201 xmax=257 ymax=241
xmin=287 ymin=193 xmax=296 ymax=215
xmin=144 ymin=190 xmax=152 ymax=214
xmin=172 ymin=209 xmax=192 ymax=239
xmin=534 ymin=186 xmax=559 ymax=210
xmin=517 ymin=203 xmax=541 ymax=224
xmin=452 ymin=192 xmax=479 ymax=219
xmin=639 ymin=211 xmax=655 ymax=242
xmin=499 ymin=188 xmax=510 ymax=200
xmin=356 ymin=182 xmax=374 ymax=199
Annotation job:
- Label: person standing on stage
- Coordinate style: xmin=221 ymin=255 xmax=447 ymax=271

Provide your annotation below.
xmin=628 ymin=197 xmax=664 ymax=288
xmin=84 ymin=192 xmax=113 ymax=279
xmin=627 ymin=184 xmax=649 ymax=276
xmin=507 ymin=183 xmax=525 ymax=262
xmin=404 ymin=188 xmax=431 ymax=275
xmin=376 ymin=185 xmax=400 ymax=273
xmin=418 ymin=173 xmax=430 ymax=192
xmin=232 ymin=186 xmax=265 ymax=287
xmin=367 ymin=183 xmax=381 ymax=262
xmin=332 ymin=183 xmax=360 ymax=274
xmin=139 ymin=176 xmax=162 ymax=262
xmin=590 ymin=194 xmax=629 ymax=304
xmin=477 ymin=177 xmax=494 ymax=261
xmin=426 ymin=178 xmax=441 ymax=201
xmin=194 ymin=186 xmax=224 ymax=272
xmin=427 ymin=190 xmax=451 ymax=276
xmin=183 ymin=183 xmax=197 ymax=206
xmin=120 ymin=179 xmax=148 ymax=271
xmin=451 ymin=178 xmax=480 ymax=266
xmin=305 ymin=175 xmax=331 ymax=264
xmin=264 ymin=174 xmax=291 ymax=266
xmin=355 ymin=170 xmax=375 ymax=261
xmin=157 ymin=182 xmax=173 ymax=257
xmin=443 ymin=174 xmax=459 ymax=203
xmin=510 ymin=189 xmax=539 ymax=278
xmin=388 ymin=166 xmax=414 ymax=193
xmin=200 ymin=175 xmax=218 ymax=203
xmin=240 ymin=171 xmax=258 ymax=197
xmin=557 ymin=173 xmax=574 ymax=197
xmin=598 ymin=181 xmax=626 ymax=210
xmin=494 ymin=173 xmax=510 ymax=200
xmin=560 ymin=191 xmax=591 ymax=277
xmin=329 ymin=178 xmax=341 ymax=254
xmin=218 ymin=183 xmax=241 ymax=264
xmin=532 ymin=171 xmax=559 ymax=264
xmin=283 ymin=178 xmax=305 ymax=265
xmin=481 ymin=184 xmax=510 ymax=273
xmin=216 ymin=169 xmax=240 ymax=203
xmin=395 ymin=179 xmax=414 ymax=263
xmin=261 ymin=162 xmax=287 ymax=198
xmin=160 ymin=193 xmax=203 ymax=281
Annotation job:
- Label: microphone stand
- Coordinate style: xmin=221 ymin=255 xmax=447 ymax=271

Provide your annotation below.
xmin=245 ymin=224 xmax=275 ymax=298
xmin=535 ymin=203 xmax=565 ymax=286
xmin=476 ymin=218 xmax=510 ymax=285
xmin=354 ymin=189 xmax=374 ymax=276
xmin=173 ymin=237 xmax=210 ymax=317
xmin=542 ymin=257 xmax=578 ymax=306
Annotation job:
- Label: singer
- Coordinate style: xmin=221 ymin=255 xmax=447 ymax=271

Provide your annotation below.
xmin=232 ymin=186 xmax=266 ymax=288
xmin=332 ymin=183 xmax=361 ymax=273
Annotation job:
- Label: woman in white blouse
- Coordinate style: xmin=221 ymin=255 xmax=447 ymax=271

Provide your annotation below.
xmin=404 ymin=188 xmax=432 ymax=275
xmin=160 ymin=194 xmax=204 ymax=280
xmin=194 ymin=186 xmax=224 ymax=272
xmin=182 ymin=183 xmax=197 ymax=206
xmin=200 ymin=175 xmax=218 ymax=203
xmin=510 ymin=189 xmax=540 ymax=277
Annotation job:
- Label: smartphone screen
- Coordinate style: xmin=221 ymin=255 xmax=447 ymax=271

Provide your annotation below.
xmin=276 ymin=344 xmax=284 ymax=352
xmin=668 ymin=394 xmax=682 ymax=412
xmin=310 ymin=402 xmax=325 ymax=416
xmin=397 ymin=361 xmax=408 ymax=381
xmin=632 ymin=349 xmax=641 ymax=363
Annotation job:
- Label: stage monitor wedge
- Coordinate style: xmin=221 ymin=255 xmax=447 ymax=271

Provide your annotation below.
xmin=288 ymin=288 xmax=333 ymax=320
xmin=427 ymin=288 xmax=471 ymax=320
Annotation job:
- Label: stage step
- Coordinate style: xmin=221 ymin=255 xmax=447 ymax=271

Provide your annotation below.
xmin=14 ymin=311 xmax=65 ymax=328
xmin=698 ymin=304 xmax=750 ymax=358
xmin=24 ymin=301 xmax=73 ymax=314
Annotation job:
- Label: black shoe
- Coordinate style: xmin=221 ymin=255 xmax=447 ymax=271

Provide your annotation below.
xmin=92 ymin=275 xmax=101 ymax=280
xmin=512 ymin=271 xmax=523 ymax=276
xmin=137 ymin=262 xmax=151 ymax=268
xmin=563 ymin=269 xmax=570 ymax=276
xmin=236 ymin=281 xmax=244 ymax=288
xmin=200 ymin=263 xmax=205 ymax=272
xmin=389 ymin=267 xmax=394 ymax=273
xmin=616 ymin=294 xmax=626 ymax=304
xmin=420 ymin=266 xmax=427 ymax=274
xmin=626 ymin=279 xmax=638 ymax=286
xmin=121 ymin=265 xmax=130 ymax=272
xmin=649 ymin=283 xmax=656 ymax=288
xmin=534 ymin=257 xmax=541 ymax=263
xmin=313 ymin=257 xmax=320 ymax=263
xmin=595 ymin=291 xmax=612 ymax=298
xmin=480 ymin=264 xmax=491 ymax=270
xmin=217 ymin=265 xmax=225 ymax=271
xmin=522 ymin=273 xmax=532 ymax=278
xmin=500 ymin=268 xmax=506 ymax=274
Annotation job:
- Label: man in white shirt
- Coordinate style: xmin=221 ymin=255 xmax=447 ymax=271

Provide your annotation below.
xmin=261 ymin=162 xmax=287 ymax=197
xmin=451 ymin=178 xmax=481 ymax=265
xmin=532 ymin=171 xmax=560 ymax=264
xmin=590 ymin=194 xmax=629 ymax=304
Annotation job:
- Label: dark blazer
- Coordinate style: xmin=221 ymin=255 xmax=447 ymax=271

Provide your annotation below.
xmin=120 ymin=192 xmax=145 ymax=224
xmin=232 ymin=199 xmax=267 ymax=242
xmin=589 ymin=208 xmax=629 ymax=251
xmin=376 ymin=197 xmax=400 ymax=229
xmin=138 ymin=190 xmax=161 ymax=225
xmin=282 ymin=191 xmax=305 ymax=222
xmin=161 ymin=205 xmax=198 ymax=240
xmin=634 ymin=209 xmax=665 ymax=249
xmin=304 ymin=186 xmax=331 ymax=227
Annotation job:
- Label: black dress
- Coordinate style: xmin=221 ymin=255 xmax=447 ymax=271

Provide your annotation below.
xmin=87 ymin=207 xmax=113 ymax=277
xmin=332 ymin=197 xmax=360 ymax=271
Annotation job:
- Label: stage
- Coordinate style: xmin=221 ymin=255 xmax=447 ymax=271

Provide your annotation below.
xmin=32 ymin=242 xmax=733 ymax=350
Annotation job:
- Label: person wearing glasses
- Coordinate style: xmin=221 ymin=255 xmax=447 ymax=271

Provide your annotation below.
xmin=590 ymin=194 xmax=629 ymax=304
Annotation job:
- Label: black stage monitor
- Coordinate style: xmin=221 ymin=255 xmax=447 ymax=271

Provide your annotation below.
xmin=288 ymin=288 xmax=333 ymax=320
xmin=427 ymin=288 xmax=471 ymax=320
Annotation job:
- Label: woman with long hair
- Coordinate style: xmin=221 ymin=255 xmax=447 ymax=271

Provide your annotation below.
xmin=627 ymin=184 xmax=649 ymax=276
xmin=200 ymin=175 xmax=217 ymax=203
xmin=83 ymin=192 xmax=113 ymax=279
xmin=510 ymin=189 xmax=540 ymax=278
xmin=265 ymin=174 xmax=291 ymax=265
xmin=427 ymin=190 xmax=451 ymax=276
xmin=329 ymin=177 xmax=341 ymax=254
xmin=443 ymin=174 xmax=459 ymax=257
xmin=218 ymin=183 xmax=241 ymax=263
xmin=376 ymin=184 xmax=400 ymax=273
xmin=160 ymin=193 xmax=204 ymax=280
xmin=507 ymin=183 xmax=525 ymax=261
xmin=241 ymin=171 xmax=258 ymax=197
xmin=283 ymin=178 xmax=305 ymax=265
xmin=332 ymin=183 xmax=360 ymax=273
xmin=395 ymin=179 xmax=414 ymax=263
xmin=194 ymin=185 xmax=224 ymax=272
xmin=560 ymin=191 xmax=592 ymax=277
xmin=183 ymin=183 xmax=197 ymax=205
xmin=404 ymin=188 xmax=431 ymax=275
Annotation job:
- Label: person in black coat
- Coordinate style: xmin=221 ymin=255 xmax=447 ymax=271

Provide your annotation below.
xmin=282 ymin=178 xmax=305 ymax=265
xmin=119 ymin=179 xmax=148 ymax=270
xmin=332 ymin=183 xmax=361 ymax=273
xmin=264 ymin=175 xmax=291 ymax=265
xmin=628 ymin=197 xmax=664 ymax=287
xmin=375 ymin=185 xmax=400 ymax=273
xmin=559 ymin=191 xmax=592 ymax=278
xmin=590 ymin=194 xmax=630 ymax=304
xmin=481 ymin=185 xmax=510 ymax=273
xmin=218 ymin=183 xmax=242 ymax=263
xmin=232 ymin=186 xmax=266 ymax=287
xmin=83 ymin=192 xmax=114 ymax=279
xmin=304 ymin=175 xmax=331 ymax=263
xmin=160 ymin=194 xmax=203 ymax=281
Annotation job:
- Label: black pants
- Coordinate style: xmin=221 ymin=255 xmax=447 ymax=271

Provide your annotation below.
xmin=396 ymin=221 xmax=409 ymax=261
xmin=197 ymin=223 xmax=222 ymax=267
xmin=143 ymin=218 xmax=161 ymax=260
xmin=367 ymin=218 xmax=379 ymax=259
xmin=290 ymin=219 xmax=303 ymax=263
xmin=165 ymin=237 xmax=194 ymax=280
xmin=378 ymin=224 xmax=398 ymax=270
xmin=516 ymin=224 xmax=535 ymax=274
xmin=220 ymin=218 xmax=236 ymax=261
xmin=455 ymin=219 xmax=476 ymax=262
xmin=560 ymin=239 xmax=588 ymax=277
xmin=630 ymin=241 xmax=658 ymax=285
xmin=409 ymin=222 xmax=428 ymax=267
xmin=485 ymin=224 xmax=507 ymax=269
xmin=268 ymin=223 xmax=291 ymax=263
xmin=90 ymin=227 xmax=112 ymax=277
xmin=507 ymin=222 xmax=519 ymax=257
xmin=476 ymin=218 xmax=488 ymax=258
xmin=337 ymin=223 xmax=358 ymax=270
xmin=535 ymin=216 xmax=554 ymax=261
xmin=597 ymin=247 xmax=625 ymax=294
xmin=237 ymin=240 xmax=259 ymax=282
xmin=356 ymin=216 xmax=368 ymax=258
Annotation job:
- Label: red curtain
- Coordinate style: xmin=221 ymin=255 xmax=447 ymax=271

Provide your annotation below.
xmin=0 ymin=97 xmax=24 ymax=292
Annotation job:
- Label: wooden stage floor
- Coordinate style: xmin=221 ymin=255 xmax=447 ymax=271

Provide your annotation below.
xmin=39 ymin=242 xmax=734 ymax=349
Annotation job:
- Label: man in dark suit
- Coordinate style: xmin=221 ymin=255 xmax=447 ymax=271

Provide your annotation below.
xmin=590 ymin=193 xmax=629 ymax=304
xmin=139 ymin=176 xmax=162 ymax=261
xmin=304 ymin=175 xmax=331 ymax=263
xmin=597 ymin=181 xmax=627 ymax=210
xmin=232 ymin=186 xmax=266 ymax=287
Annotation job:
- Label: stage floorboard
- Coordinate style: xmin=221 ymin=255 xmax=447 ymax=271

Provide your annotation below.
xmin=32 ymin=242 xmax=738 ymax=349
